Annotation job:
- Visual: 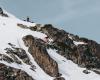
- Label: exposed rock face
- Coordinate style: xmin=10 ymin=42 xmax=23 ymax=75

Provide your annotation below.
xmin=29 ymin=24 xmax=100 ymax=71
xmin=54 ymin=77 xmax=65 ymax=80
xmin=0 ymin=43 xmax=36 ymax=80
xmin=17 ymin=23 xmax=29 ymax=29
xmin=0 ymin=54 xmax=14 ymax=63
xmin=5 ymin=43 xmax=32 ymax=65
xmin=0 ymin=7 xmax=8 ymax=17
xmin=22 ymin=35 xmax=61 ymax=78
xmin=0 ymin=7 xmax=3 ymax=14
xmin=0 ymin=64 xmax=34 ymax=80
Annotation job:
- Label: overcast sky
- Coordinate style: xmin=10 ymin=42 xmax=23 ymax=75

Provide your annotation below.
xmin=0 ymin=0 xmax=100 ymax=43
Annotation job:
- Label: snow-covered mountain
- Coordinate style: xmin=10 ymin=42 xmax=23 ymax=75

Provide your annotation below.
xmin=0 ymin=8 xmax=100 ymax=80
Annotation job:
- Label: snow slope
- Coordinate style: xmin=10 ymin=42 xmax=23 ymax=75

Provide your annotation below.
xmin=47 ymin=49 xmax=100 ymax=80
xmin=0 ymin=10 xmax=53 ymax=80
xmin=0 ymin=10 xmax=100 ymax=80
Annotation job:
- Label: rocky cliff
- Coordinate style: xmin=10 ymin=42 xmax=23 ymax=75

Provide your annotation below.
xmin=22 ymin=35 xmax=64 ymax=80
xmin=0 ymin=64 xmax=33 ymax=80
xmin=29 ymin=24 xmax=100 ymax=70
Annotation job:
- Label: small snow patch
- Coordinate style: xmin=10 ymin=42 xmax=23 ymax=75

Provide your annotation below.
xmin=73 ymin=41 xmax=87 ymax=46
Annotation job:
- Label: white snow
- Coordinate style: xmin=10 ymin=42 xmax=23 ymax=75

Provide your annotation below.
xmin=48 ymin=38 xmax=53 ymax=43
xmin=73 ymin=41 xmax=87 ymax=46
xmin=0 ymin=14 xmax=46 ymax=50
xmin=68 ymin=34 xmax=87 ymax=46
xmin=68 ymin=34 xmax=73 ymax=40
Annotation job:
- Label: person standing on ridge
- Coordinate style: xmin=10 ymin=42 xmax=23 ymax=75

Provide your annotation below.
xmin=0 ymin=7 xmax=3 ymax=14
xmin=26 ymin=16 xmax=30 ymax=22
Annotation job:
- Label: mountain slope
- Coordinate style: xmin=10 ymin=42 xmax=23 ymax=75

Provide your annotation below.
xmin=0 ymin=8 xmax=100 ymax=80
xmin=0 ymin=9 xmax=53 ymax=80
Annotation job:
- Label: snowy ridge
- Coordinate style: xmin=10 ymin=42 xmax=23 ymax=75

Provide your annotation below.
xmin=0 ymin=9 xmax=100 ymax=80
xmin=0 ymin=10 xmax=53 ymax=80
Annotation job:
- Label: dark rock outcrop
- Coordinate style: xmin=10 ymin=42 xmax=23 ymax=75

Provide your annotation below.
xmin=29 ymin=24 xmax=100 ymax=72
xmin=0 ymin=7 xmax=3 ymax=14
xmin=0 ymin=63 xmax=34 ymax=80
xmin=22 ymin=35 xmax=63 ymax=79
xmin=0 ymin=54 xmax=14 ymax=63
xmin=0 ymin=7 xmax=8 ymax=17
xmin=5 ymin=43 xmax=32 ymax=65
xmin=17 ymin=23 xmax=29 ymax=29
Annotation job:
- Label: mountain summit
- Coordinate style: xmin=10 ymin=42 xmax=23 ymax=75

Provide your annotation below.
xmin=0 ymin=8 xmax=100 ymax=80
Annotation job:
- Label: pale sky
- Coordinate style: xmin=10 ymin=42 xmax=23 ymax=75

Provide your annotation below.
xmin=0 ymin=0 xmax=100 ymax=43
